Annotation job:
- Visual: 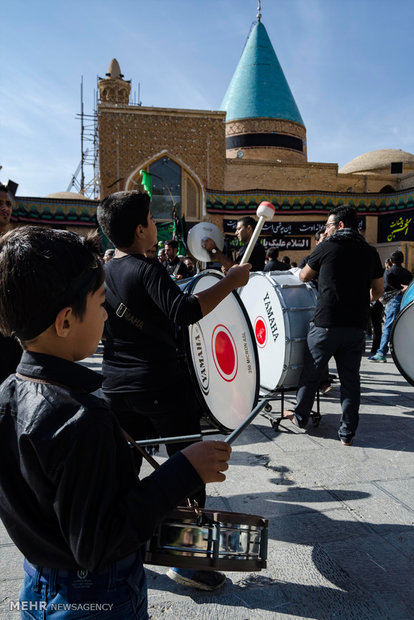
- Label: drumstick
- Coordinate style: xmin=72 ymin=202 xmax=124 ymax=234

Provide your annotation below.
xmin=224 ymin=399 xmax=270 ymax=445
xmin=239 ymin=201 xmax=275 ymax=266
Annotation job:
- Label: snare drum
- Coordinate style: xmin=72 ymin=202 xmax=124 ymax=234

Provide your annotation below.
xmin=390 ymin=298 xmax=414 ymax=387
xmin=239 ymin=271 xmax=317 ymax=391
xmin=178 ymin=271 xmax=259 ymax=432
xmin=144 ymin=505 xmax=268 ymax=572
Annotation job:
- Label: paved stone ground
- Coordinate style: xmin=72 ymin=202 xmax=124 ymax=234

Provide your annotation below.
xmin=1 ymin=345 xmax=413 ymax=619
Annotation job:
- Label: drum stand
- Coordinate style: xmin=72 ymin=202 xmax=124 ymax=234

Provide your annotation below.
xmin=259 ymin=387 xmax=322 ymax=432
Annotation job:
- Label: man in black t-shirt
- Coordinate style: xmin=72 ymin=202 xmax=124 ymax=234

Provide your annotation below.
xmin=284 ymin=206 xmax=384 ymax=446
xmin=203 ymin=216 xmax=266 ymax=273
xmin=163 ymin=239 xmax=189 ymax=280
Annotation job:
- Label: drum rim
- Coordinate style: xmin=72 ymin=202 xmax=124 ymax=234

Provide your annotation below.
xmin=390 ymin=299 xmax=414 ymax=387
xmin=401 ymin=279 xmax=414 ymax=310
xmin=182 ymin=271 xmax=260 ymax=433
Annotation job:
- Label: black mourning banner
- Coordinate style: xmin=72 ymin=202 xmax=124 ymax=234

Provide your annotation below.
xmin=223 ymin=218 xmax=365 ymax=237
xmin=377 ymin=211 xmax=414 ymax=243
xmin=225 ymin=236 xmax=311 ymax=251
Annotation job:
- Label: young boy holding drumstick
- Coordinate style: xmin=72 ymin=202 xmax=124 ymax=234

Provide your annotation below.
xmin=0 ymin=226 xmax=231 ymax=619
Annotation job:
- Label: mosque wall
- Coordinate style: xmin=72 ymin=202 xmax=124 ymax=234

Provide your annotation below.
xmin=224 ymin=160 xmax=341 ymax=192
xmin=225 ymin=118 xmax=307 ymax=163
xmin=98 ymin=105 xmax=226 ymax=198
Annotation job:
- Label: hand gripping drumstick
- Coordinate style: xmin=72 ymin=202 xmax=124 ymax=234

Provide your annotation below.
xmin=239 ymin=201 xmax=275 ymax=265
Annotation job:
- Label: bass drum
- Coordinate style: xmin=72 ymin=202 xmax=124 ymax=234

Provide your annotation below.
xmin=390 ymin=298 xmax=414 ymax=387
xmin=178 ymin=271 xmax=259 ymax=432
xmin=239 ymin=271 xmax=317 ymax=391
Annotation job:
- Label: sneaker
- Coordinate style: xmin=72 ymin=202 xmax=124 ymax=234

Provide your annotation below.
xmin=319 ymin=381 xmax=333 ymax=395
xmin=166 ymin=567 xmax=226 ymax=591
xmin=368 ymin=354 xmax=387 ymax=362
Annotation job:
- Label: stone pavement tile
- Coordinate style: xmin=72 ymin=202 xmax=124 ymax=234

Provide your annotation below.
xmin=247 ymin=544 xmax=387 ymax=620
xmin=377 ymin=479 xmax=414 ymax=512
xmin=147 ymin=567 xmax=290 ymax=620
xmin=0 ymin=528 xmax=11 ymax=547
xmin=146 ymin=546 xmax=388 ymax=620
xmin=383 ymin=527 xmax=414 ymax=559
xmin=0 ymin=545 xmax=23 ymax=580
xmin=267 ymin=507 xmax=367 ymax=548
xmin=0 ymin=580 xmax=23 ymax=620
xmin=323 ymin=532 xmax=414 ymax=618
xmin=253 ymin=443 xmax=414 ymax=488
xmin=0 ymin=544 xmax=24 ymax=620
xmin=331 ymin=481 xmax=414 ymax=531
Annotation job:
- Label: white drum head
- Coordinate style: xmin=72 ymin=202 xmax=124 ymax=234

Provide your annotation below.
xmin=391 ymin=300 xmax=414 ymax=386
xmin=181 ymin=272 xmax=259 ymax=432
xmin=187 ymin=222 xmax=224 ymax=263
xmin=239 ymin=272 xmax=287 ymax=391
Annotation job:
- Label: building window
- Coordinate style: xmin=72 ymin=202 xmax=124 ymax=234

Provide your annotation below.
xmin=149 ymin=157 xmax=181 ymax=220
xmin=137 ymin=155 xmax=201 ymax=221
xmin=390 ymin=162 xmax=403 ymax=174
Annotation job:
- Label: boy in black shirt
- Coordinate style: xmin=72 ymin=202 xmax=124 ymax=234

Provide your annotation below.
xmin=0 ymin=226 xmax=231 ymax=618
xmin=97 ymin=191 xmax=250 ymax=590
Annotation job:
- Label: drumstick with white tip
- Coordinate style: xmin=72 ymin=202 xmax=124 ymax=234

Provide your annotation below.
xmin=239 ymin=201 xmax=275 ymax=265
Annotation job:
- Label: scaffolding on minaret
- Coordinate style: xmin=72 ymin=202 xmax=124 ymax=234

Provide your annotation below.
xmin=67 ymin=77 xmax=100 ymax=199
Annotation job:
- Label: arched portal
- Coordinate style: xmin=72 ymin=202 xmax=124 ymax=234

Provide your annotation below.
xmin=126 ymin=151 xmax=205 ymax=220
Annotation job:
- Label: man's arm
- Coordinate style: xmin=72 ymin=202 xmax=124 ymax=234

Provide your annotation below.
xmin=195 ymin=263 xmax=251 ymax=315
xmin=370 ymin=277 xmax=384 ymax=302
xmin=299 ymin=263 xmax=318 ymax=282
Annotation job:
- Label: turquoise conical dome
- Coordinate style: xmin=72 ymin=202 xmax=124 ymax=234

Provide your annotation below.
xmin=221 ymin=22 xmax=304 ymax=126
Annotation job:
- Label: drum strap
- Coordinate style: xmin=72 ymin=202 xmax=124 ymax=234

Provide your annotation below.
xmin=122 ymin=428 xmax=160 ymax=470
xmin=104 ymin=282 xmax=146 ymax=331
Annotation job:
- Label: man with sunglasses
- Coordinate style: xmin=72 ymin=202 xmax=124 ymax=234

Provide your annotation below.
xmin=284 ymin=206 xmax=384 ymax=446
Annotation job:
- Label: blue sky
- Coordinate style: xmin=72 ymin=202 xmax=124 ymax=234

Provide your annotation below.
xmin=1 ymin=0 xmax=414 ymax=197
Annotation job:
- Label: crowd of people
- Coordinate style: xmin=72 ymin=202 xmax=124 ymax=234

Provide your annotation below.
xmin=0 ymin=187 xmax=412 ymax=618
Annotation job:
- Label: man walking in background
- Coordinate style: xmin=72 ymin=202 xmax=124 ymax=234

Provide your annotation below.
xmin=369 ymin=250 xmax=412 ymax=362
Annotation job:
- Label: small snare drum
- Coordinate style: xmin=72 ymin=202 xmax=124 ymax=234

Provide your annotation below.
xmin=144 ymin=505 xmax=268 ymax=572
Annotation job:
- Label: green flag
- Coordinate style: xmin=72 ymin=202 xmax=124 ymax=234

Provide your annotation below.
xmin=140 ymin=170 xmax=152 ymax=199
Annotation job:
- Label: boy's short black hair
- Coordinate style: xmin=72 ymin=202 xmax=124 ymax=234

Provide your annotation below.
xmin=165 ymin=239 xmax=178 ymax=249
xmin=97 ymin=191 xmax=150 ymax=249
xmin=0 ymin=226 xmax=104 ymax=344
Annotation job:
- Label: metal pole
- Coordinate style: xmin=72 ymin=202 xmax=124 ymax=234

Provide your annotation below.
xmin=225 ymin=399 xmax=269 ymax=445
xmin=127 ymin=433 xmax=203 ymax=448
